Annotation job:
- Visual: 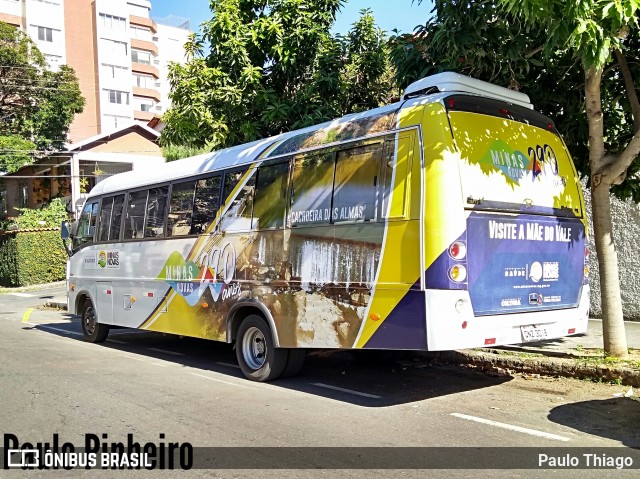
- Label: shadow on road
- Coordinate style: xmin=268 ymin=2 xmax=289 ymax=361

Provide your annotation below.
xmin=23 ymin=317 xmax=513 ymax=407
xmin=548 ymin=399 xmax=640 ymax=448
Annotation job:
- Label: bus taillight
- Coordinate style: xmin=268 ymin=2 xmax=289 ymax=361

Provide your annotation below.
xmin=449 ymin=241 xmax=467 ymax=260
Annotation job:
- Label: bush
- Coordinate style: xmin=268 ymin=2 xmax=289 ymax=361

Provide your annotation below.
xmin=0 ymin=230 xmax=66 ymax=286
xmin=14 ymin=198 xmax=69 ymax=229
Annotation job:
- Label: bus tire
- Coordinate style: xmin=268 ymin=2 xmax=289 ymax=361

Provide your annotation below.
xmin=236 ymin=315 xmax=287 ymax=382
xmin=81 ymin=299 xmax=109 ymax=343
xmin=281 ymin=348 xmax=306 ymax=378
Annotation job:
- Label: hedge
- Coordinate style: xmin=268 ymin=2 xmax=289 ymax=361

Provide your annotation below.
xmin=0 ymin=230 xmax=67 ymax=287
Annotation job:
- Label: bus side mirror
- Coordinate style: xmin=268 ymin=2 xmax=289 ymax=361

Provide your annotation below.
xmin=61 ymin=221 xmax=70 ymax=240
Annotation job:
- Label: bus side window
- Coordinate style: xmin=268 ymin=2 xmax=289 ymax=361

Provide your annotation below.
xmin=109 ymin=195 xmax=124 ymax=241
xmin=74 ymin=201 xmax=99 ymax=249
xmin=290 ymin=150 xmax=335 ymax=227
xmin=144 ymin=186 xmax=168 ymax=238
xmin=98 ymin=197 xmax=114 ymax=242
xmin=192 ymin=176 xmax=221 ymax=234
xmin=253 ymin=160 xmax=290 ymax=229
xmin=333 ymin=143 xmax=382 ymax=223
xmin=221 ymin=168 xmax=255 ymax=232
xmin=167 ymin=180 xmax=196 ymax=237
xmin=124 ymin=190 xmax=148 ymax=240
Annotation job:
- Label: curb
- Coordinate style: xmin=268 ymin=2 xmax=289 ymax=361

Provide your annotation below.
xmin=0 ymin=281 xmax=66 ymax=294
xmin=43 ymin=300 xmax=68 ymax=310
xmin=421 ymin=349 xmax=640 ymax=387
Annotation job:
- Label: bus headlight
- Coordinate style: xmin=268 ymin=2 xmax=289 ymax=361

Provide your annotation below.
xmin=449 ymin=265 xmax=467 ymax=282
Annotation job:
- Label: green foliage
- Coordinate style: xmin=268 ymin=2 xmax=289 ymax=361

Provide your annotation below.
xmin=390 ymin=0 xmax=640 ymax=202
xmin=0 ymin=231 xmax=66 ymax=287
xmin=500 ymin=0 xmax=639 ymax=69
xmin=13 ymin=198 xmax=69 ymax=229
xmin=161 ymin=1 xmax=396 ymax=150
xmin=162 ymin=144 xmax=212 ymax=162
xmin=0 ymin=21 xmax=84 ymax=171
xmin=0 ymin=135 xmax=37 ymax=173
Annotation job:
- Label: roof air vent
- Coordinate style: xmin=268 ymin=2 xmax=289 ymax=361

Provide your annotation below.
xmin=403 ymin=72 xmax=532 ymax=109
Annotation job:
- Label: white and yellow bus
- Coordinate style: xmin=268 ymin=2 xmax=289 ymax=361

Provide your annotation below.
xmin=64 ymin=72 xmax=589 ymax=381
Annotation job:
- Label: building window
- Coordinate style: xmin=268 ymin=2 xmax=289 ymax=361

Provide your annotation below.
xmin=101 ymin=38 xmax=128 ymax=56
xmin=18 ymin=182 xmax=28 ymax=208
xmin=133 ymin=72 xmax=154 ymax=88
xmin=104 ymin=114 xmax=131 ymax=130
xmin=100 ymin=13 xmax=126 ymax=31
xmin=130 ymin=25 xmax=151 ymax=40
xmin=106 ymin=89 xmax=130 ymax=105
xmin=127 ymin=3 xmax=149 ymax=17
xmin=45 ymin=54 xmax=63 ymax=69
xmin=0 ymin=190 xmax=7 ymax=214
xmin=137 ymin=98 xmax=154 ymax=112
xmin=102 ymin=63 xmax=129 ymax=81
xmin=131 ymin=49 xmax=151 ymax=65
xmin=37 ymin=26 xmax=53 ymax=42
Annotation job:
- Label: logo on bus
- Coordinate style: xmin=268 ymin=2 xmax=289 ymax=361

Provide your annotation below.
xmin=159 ymin=242 xmax=240 ymax=306
xmin=98 ymin=250 xmax=119 ymax=269
xmin=482 ymin=140 xmax=561 ymax=185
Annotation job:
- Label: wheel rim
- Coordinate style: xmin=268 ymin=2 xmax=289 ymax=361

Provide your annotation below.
xmin=84 ymin=306 xmax=96 ymax=336
xmin=242 ymin=326 xmax=267 ymax=370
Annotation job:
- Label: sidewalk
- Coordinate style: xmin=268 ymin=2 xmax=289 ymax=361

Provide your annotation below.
xmin=431 ymin=319 xmax=640 ymax=387
xmin=40 ymin=289 xmax=640 ymax=386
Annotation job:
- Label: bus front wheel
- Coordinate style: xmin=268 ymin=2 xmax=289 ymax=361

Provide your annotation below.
xmin=236 ymin=315 xmax=287 ymax=382
xmin=81 ymin=299 xmax=109 ymax=343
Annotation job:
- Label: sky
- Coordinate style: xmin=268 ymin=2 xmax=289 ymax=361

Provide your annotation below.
xmin=150 ymin=0 xmax=433 ymax=36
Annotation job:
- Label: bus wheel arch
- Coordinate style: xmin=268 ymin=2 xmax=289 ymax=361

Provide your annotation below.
xmin=227 ymin=303 xmax=279 ymax=346
xmin=74 ymin=291 xmax=91 ymax=316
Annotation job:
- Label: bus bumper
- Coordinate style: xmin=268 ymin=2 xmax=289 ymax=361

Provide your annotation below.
xmin=425 ymin=287 xmax=590 ymax=351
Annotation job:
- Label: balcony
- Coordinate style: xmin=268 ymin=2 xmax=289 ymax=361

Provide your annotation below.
xmin=131 ymin=38 xmax=158 ymax=57
xmin=0 ymin=12 xmax=21 ymax=27
xmin=134 ymin=110 xmax=156 ymax=121
xmin=131 ymin=62 xmax=159 ymax=78
xmin=133 ymin=87 xmax=161 ymax=103
xmin=129 ymin=15 xmax=157 ymax=33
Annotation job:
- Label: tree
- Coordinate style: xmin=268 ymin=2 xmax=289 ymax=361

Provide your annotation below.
xmin=0 ymin=21 xmax=84 ymax=171
xmin=391 ymin=0 xmax=640 ymax=357
xmin=161 ymin=1 xmax=395 ymax=150
xmin=498 ymin=1 xmax=640 ymax=358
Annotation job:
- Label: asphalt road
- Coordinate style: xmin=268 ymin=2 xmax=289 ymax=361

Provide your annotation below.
xmin=0 ymin=286 xmax=638 ymax=478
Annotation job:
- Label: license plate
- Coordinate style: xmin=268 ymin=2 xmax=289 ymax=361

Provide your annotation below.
xmin=520 ymin=324 xmax=548 ymax=342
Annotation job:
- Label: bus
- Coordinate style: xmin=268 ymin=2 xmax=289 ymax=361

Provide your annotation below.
xmin=63 ymin=72 xmax=590 ymax=381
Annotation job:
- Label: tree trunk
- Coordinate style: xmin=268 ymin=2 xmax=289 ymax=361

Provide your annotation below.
xmin=585 ymin=67 xmax=629 ymax=358
xmin=591 ymin=183 xmax=629 ymax=358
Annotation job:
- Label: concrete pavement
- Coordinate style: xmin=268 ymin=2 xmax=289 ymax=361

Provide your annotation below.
xmin=17 ymin=285 xmax=640 ymax=387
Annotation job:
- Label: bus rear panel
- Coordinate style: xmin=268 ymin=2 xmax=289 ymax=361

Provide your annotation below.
xmin=423 ymin=94 xmax=589 ymax=350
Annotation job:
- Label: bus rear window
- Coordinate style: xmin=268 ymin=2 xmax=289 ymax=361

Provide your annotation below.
xmin=446 ymin=102 xmax=583 ymax=218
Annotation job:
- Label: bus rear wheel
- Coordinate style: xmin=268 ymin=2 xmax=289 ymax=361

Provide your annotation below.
xmin=236 ymin=315 xmax=287 ymax=382
xmin=81 ymin=299 xmax=109 ymax=343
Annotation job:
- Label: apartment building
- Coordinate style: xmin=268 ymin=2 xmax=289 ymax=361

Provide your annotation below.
xmin=0 ymin=0 xmax=191 ymax=143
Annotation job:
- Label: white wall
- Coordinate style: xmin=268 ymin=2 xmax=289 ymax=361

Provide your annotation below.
xmin=94 ymin=0 xmax=132 ymax=129
xmin=583 ymin=179 xmax=640 ymax=320
xmin=155 ymin=23 xmax=190 ymax=111
xmin=25 ymin=0 xmax=66 ymax=68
